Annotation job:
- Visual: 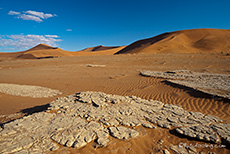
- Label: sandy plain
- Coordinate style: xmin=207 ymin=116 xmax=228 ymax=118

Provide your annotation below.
xmin=0 ymin=52 xmax=229 ymax=154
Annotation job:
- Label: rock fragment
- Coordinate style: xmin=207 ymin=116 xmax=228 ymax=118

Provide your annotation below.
xmin=170 ymin=145 xmax=190 ymax=154
xmin=175 ymin=124 xmax=230 ymax=144
xmin=109 ymin=126 xmax=139 ymax=140
xmin=163 ymin=149 xmax=170 ymax=154
xmin=87 ymin=64 xmax=106 ymax=67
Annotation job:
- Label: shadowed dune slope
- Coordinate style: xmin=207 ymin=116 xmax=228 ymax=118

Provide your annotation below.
xmin=79 ymin=45 xmax=122 ymax=52
xmin=74 ymin=45 xmax=126 ymax=55
xmin=18 ymin=44 xmax=75 ymax=59
xmin=115 ymin=29 xmax=230 ymax=54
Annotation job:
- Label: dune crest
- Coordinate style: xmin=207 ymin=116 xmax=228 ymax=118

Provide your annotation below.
xmin=0 ymin=43 xmax=75 ymax=60
xmin=115 ymin=29 xmax=230 ymax=54
xmin=25 ymin=43 xmax=59 ymax=51
xmin=79 ymin=45 xmax=122 ymax=52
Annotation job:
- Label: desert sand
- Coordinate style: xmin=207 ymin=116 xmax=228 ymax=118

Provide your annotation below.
xmin=0 ymin=29 xmax=230 ymax=154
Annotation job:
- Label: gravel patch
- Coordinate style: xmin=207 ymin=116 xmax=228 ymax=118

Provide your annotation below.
xmin=0 ymin=83 xmax=62 ymax=98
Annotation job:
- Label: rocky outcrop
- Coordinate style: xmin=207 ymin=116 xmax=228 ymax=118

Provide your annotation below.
xmin=140 ymin=70 xmax=230 ymax=99
xmin=0 ymin=83 xmax=62 ymax=98
xmin=0 ymin=91 xmax=229 ymax=153
xmin=176 ymin=124 xmax=230 ymax=145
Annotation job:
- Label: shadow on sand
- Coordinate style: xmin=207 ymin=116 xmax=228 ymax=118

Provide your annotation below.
xmin=162 ymin=80 xmax=229 ymax=103
xmin=20 ymin=103 xmax=50 ymax=115
xmin=0 ymin=104 xmax=50 ymax=128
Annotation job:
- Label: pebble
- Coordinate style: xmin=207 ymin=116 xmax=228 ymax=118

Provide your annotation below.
xmin=163 ymin=149 xmax=170 ymax=154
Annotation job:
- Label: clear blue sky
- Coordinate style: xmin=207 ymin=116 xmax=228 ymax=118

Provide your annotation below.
xmin=0 ymin=0 xmax=230 ymax=52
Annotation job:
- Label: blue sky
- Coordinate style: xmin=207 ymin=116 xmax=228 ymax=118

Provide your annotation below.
xmin=0 ymin=0 xmax=230 ymax=52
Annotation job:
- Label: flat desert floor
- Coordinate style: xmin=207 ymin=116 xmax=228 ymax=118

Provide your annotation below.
xmin=0 ymin=53 xmax=229 ymax=154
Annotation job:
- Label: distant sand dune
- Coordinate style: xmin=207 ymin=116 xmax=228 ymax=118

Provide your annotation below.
xmin=1 ymin=29 xmax=230 ymax=60
xmin=75 ymin=45 xmax=126 ymax=56
xmin=79 ymin=45 xmax=122 ymax=52
xmin=0 ymin=44 xmax=126 ymax=60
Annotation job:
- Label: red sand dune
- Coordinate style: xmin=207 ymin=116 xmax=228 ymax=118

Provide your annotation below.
xmin=115 ymin=29 xmax=230 ymax=54
xmin=17 ymin=44 xmax=75 ymax=59
xmin=0 ymin=44 xmax=75 ymax=60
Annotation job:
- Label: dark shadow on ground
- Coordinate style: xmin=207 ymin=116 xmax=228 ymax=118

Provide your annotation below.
xmin=0 ymin=104 xmax=50 ymax=129
xmin=162 ymin=80 xmax=230 ymax=103
xmin=20 ymin=103 xmax=50 ymax=115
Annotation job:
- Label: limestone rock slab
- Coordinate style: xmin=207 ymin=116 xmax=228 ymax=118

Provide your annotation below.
xmin=0 ymin=91 xmax=229 ymax=153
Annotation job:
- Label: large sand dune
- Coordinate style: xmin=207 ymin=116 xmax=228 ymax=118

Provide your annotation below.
xmin=115 ymin=29 xmax=230 ymax=54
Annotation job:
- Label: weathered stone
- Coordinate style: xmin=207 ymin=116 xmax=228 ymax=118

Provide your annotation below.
xmin=163 ymin=149 xmax=170 ymax=154
xmin=4 ymin=143 xmax=23 ymax=153
xmin=18 ymin=136 xmax=34 ymax=149
xmin=120 ymin=116 xmax=142 ymax=126
xmin=96 ymin=138 xmax=110 ymax=147
xmin=99 ymin=116 xmax=119 ymax=126
xmin=0 ymin=128 xmax=17 ymax=136
xmin=187 ymin=146 xmax=197 ymax=153
xmin=109 ymin=126 xmax=139 ymax=140
xmin=91 ymin=96 xmax=108 ymax=107
xmin=87 ymin=64 xmax=106 ymax=67
xmin=157 ymin=121 xmax=171 ymax=129
xmin=170 ymin=145 xmax=189 ymax=154
xmin=167 ymin=116 xmax=179 ymax=123
xmin=142 ymin=123 xmax=156 ymax=129
xmin=176 ymin=124 xmax=224 ymax=144
xmin=14 ymin=150 xmax=29 ymax=154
